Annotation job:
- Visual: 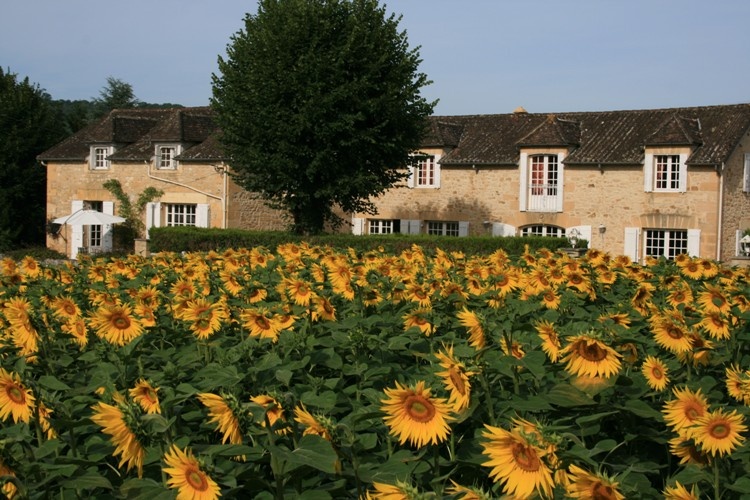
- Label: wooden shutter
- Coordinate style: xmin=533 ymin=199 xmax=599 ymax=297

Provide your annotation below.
xmin=458 ymin=221 xmax=469 ymax=237
xmin=102 ymin=201 xmax=115 ymax=252
xmin=70 ymin=200 xmax=84 ymax=259
xmin=624 ymin=227 xmax=640 ymax=262
xmin=686 ymin=228 xmax=701 ymax=257
xmin=491 ymin=223 xmax=516 ymax=237
xmin=678 ymin=153 xmax=688 ymax=193
xmin=196 ymin=204 xmax=210 ymax=228
xmin=351 ymin=217 xmax=365 ymax=235
xmin=145 ymin=202 xmax=161 ymax=238
xmin=643 ymin=153 xmax=654 ymax=192
xmin=518 ymin=152 xmax=528 ymax=211
xmin=400 ymin=219 xmax=421 ymax=234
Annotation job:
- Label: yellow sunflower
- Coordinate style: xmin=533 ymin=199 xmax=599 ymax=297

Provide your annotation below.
xmin=725 ymin=365 xmax=750 ymax=405
xmin=381 ymin=380 xmax=452 ymax=448
xmin=480 ymin=423 xmax=554 ymax=499
xmin=650 ymin=313 xmax=693 ymax=354
xmin=539 ymin=287 xmax=561 ymax=310
xmin=38 ymin=401 xmax=56 ymax=439
xmin=435 ymin=344 xmax=473 ymax=412
xmin=129 ymin=379 xmax=160 ymax=414
xmin=0 ymin=368 xmax=35 ymax=423
xmin=668 ymin=435 xmax=709 ymax=467
xmin=0 ymin=459 xmax=17 ymax=499
xmin=535 ymin=320 xmax=562 ymax=362
xmin=456 ymin=308 xmax=485 ymax=349
xmin=50 ymin=295 xmax=81 ymax=321
xmin=219 ymin=269 xmax=245 ymax=296
xmin=197 ymin=393 xmax=243 ymax=445
xmin=697 ymin=311 xmax=731 ymax=340
xmin=281 ymin=277 xmax=315 ymax=307
xmin=679 ymin=259 xmax=704 ymax=280
xmin=163 ymin=444 xmax=221 ymax=500
xmin=666 ymin=285 xmax=694 ymax=309
xmin=631 ymin=282 xmax=655 ymax=315
xmin=311 ymin=296 xmax=337 ymax=322
xmin=662 ymin=387 xmax=708 ymax=435
xmin=560 ymin=335 xmax=622 ymax=379
xmin=240 ymin=308 xmax=283 ymax=341
xmin=294 ymin=404 xmax=332 ymax=441
xmin=180 ymin=297 xmax=229 ymax=339
xmin=250 ymin=394 xmax=288 ymax=434
xmin=696 ymin=283 xmax=731 ymax=314
xmin=691 ymin=408 xmax=747 ymax=457
xmin=90 ymin=402 xmax=145 ymax=477
xmin=662 ymin=481 xmax=700 ymax=500
xmin=89 ymin=303 xmax=144 ymax=346
xmin=641 ymin=355 xmax=669 ymax=392
xmin=565 ymin=464 xmax=625 ymax=500
xmin=446 ymin=480 xmax=492 ymax=500
xmin=364 ymin=480 xmax=417 ymax=500
xmin=403 ymin=308 xmax=434 ymax=336
xmin=61 ymin=317 xmax=89 ymax=347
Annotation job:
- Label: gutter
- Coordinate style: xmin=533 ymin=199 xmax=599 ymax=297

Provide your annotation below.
xmin=716 ymin=163 xmax=724 ymax=261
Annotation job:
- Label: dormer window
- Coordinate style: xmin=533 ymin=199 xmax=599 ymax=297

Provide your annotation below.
xmin=643 ymin=149 xmax=688 ymax=193
xmin=156 ymin=144 xmax=182 ymax=170
xmin=90 ymin=146 xmax=114 ymax=170
xmin=407 ymin=152 xmax=441 ymax=188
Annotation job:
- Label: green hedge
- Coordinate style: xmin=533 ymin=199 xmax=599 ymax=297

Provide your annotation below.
xmin=148 ymin=227 xmax=586 ymax=256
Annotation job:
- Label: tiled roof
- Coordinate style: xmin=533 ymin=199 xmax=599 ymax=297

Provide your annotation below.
xmin=39 ymin=103 xmax=750 ymax=168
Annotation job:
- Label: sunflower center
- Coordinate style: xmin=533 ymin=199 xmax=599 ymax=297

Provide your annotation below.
xmin=448 ymin=367 xmax=467 ymax=395
xmin=63 ymin=303 xmax=77 ymax=315
xmin=685 ymin=404 xmax=704 ymax=420
xmin=577 ymin=340 xmax=607 ymax=362
xmin=651 ymin=367 xmax=663 ymax=379
xmin=511 ymin=442 xmax=541 ymax=472
xmin=404 ymin=395 xmax=436 ymax=423
xmin=7 ymin=385 xmax=26 ymax=404
xmin=666 ymin=325 xmax=684 ymax=339
xmin=255 ymin=316 xmax=271 ymax=330
xmin=111 ymin=313 xmax=131 ymax=330
xmin=185 ymin=467 xmax=209 ymax=492
xmin=711 ymin=295 xmax=726 ymax=308
xmin=708 ymin=421 xmax=730 ymax=439
xmin=591 ymin=482 xmax=617 ymax=500
xmin=710 ymin=315 xmax=725 ymax=328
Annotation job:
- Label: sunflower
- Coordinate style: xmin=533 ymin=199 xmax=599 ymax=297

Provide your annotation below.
xmin=565 ymin=270 xmax=592 ymax=294
xmin=668 ymin=435 xmax=709 ymax=467
xmin=0 ymin=368 xmax=35 ymax=423
xmin=663 ymin=481 xmax=700 ymax=500
xmin=435 ymin=344 xmax=473 ymax=412
xmin=480 ymin=423 xmax=554 ymax=499
xmin=3 ymin=296 xmax=39 ymax=359
xmin=129 ymin=379 xmax=160 ymax=414
xmin=381 ymin=380 xmax=452 ymax=448
xmin=50 ymin=295 xmax=81 ymax=321
xmin=240 ymin=308 xmax=283 ymax=341
xmin=725 ymin=365 xmax=750 ymax=405
xmin=500 ymin=338 xmax=525 ymax=360
xmin=697 ymin=311 xmax=731 ymax=340
xmin=677 ymin=332 xmax=714 ymax=367
xmin=565 ymin=464 xmax=625 ymax=500
xmin=535 ymin=320 xmax=562 ymax=362
xmin=219 ymin=269 xmax=245 ymax=296
xmin=679 ymin=259 xmax=703 ymax=279
xmin=403 ymin=308 xmax=434 ymax=336
xmin=457 ymin=308 xmax=485 ymax=349
xmin=691 ymin=408 xmax=747 ymax=457
xmin=405 ymin=283 xmax=432 ymax=308
xmin=641 ymin=355 xmax=669 ymax=391
xmin=282 ymin=277 xmax=315 ymax=307
xmin=311 ymin=296 xmax=336 ymax=322
xmin=631 ymin=282 xmax=655 ymax=315
xmin=489 ymin=270 xmax=519 ymax=296
xmin=61 ymin=317 xmax=89 ymax=347
xmin=0 ymin=459 xmax=17 ymax=499
xmin=662 ymin=387 xmax=708 ymax=435
xmin=294 ymin=404 xmax=332 ymax=441
xmin=446 ymin=480 xmax=492 ymax=500
xmin=560 ymin=335 xmax=622 ymax=379
xmin=598 ymin=312 xmax=631 ymax=329
xmin=650 ymin=313 xmax=693 ymax=354
xmin=697 ymin=283 xmax=731 ymax=314
xmin=163 ymin=444 xmax=221 ymax=500
xmin=198 ymin=393 xmax=243 ymax=445
xmin=90 ymin=402 xmax=145 ymax=477
xmin=666 ymin=285 xmax=694 ymax=309
xmin=364 ymin=480 xmax=418 ymax=500
xmin=181 ymin=298 xmax=229 ymax=339
xmin=250 ymin=394 xmax=288 ymax=434
xmin=89 ymin=303 xmax=144 ymax=346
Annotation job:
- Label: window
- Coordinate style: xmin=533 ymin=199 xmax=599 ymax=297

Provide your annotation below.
xmin=158 ymin=146 xmax=177 ymax=169
xmin=521 ymin=154 xmax=563 ymax=212
xmin=654 ymin=155 xmax=681 ymax=191
xmin=520 ymin=224 xmax=565 ymax=237
xmin=84 ymin=201 xmax=103 ymax=248
xmin=408 ymin=153 xmax=441 ymax=188
xmin=166 ymin=204 xmax=197 ymax=226
xmin=644 ymin=229 xmax=688 ymax=259
xmin=427 ymin=221 xmax=459 ymax=236
xmin=369 ymin=219 xmax=399 ymax=234
xmin=90 ymin=146 xmax=113 ymax=170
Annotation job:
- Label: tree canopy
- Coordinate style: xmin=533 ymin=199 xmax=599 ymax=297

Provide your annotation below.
xmin=93 ymin=76 xmax=140 ymax=115
xmin=0 ymin=68 xmax=66 ymax=250
xmin=211 ymin=0 xmax=435 ymax=234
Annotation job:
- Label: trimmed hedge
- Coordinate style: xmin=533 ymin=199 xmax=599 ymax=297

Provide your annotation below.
xmin=148 ymin=226 xmax=585 ymax=256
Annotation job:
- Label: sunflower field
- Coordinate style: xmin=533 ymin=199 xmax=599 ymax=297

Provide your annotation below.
xmin=1 ymin=243 xmax=749 ymax=499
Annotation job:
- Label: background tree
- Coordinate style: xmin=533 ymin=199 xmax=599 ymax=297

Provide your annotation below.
xmin=0 ymin=68 xmax=66 ymax=250
xmin=212 ymin=0 xmax=435 ymax=234
xmin=93 ymin=76 xmax=140 ymax=116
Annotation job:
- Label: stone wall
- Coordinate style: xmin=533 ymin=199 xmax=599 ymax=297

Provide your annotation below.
xmin=720 ymin=128 xmax=750 ymax=261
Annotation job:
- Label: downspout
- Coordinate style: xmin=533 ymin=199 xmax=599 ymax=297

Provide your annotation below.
xmin=716 ymin=162 xmax=724 ymax=261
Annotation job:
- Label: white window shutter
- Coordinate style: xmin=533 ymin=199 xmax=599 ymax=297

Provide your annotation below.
xmin=744 ymin=154 xmax=750 ymax=193
xmin=624 ymin=227 xmax=640 ymax=262
xmin=458 ymin=221 xmax=469 ymax=237
xmin=491 ymin=223 xmax=516 ymax=236
xmin=196 ymin=204 xmax=210 ymax=228
xmin=351 ymin=217 xmax=365 ymax=235
xmin=433 ymin=154 xmax=442 ymax=189
xmin=568 ymin=225 xmax=592 ymax=248
xmin=687 ymin=228 xmax=701 ymax=257
xmin=400 ymin=219 xmax=420 ymax=235
xmin=407 ymin=166 xmax=415 ymax=188
xmin=678 ymin=153 xmax=688 ymax=193
xmin=556 ymin=152 xmax=565 ymax=212
xmin=146 ymin=202 xmax=161 ymax=238
xmin=518 ymin=152 xmax=528 ymax=211
xmin=102 ymin=201 xmax=115 ymax=252
xmin=643 ymin=153 xmax=654 ymax=192
xmin=70 ymin=200 xmax=84 ymax=259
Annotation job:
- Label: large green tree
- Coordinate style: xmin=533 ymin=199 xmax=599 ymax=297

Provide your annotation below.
xmin=93 ymin=76 xmax=140 ymax=116
xmin=0 ymin=68 xmax=66 ymax=250
xmin=211 ymin=0 xmax=435 ymax=234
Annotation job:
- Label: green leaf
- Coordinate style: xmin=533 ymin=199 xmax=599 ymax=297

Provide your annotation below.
xmin=575 ymin=411 xmax=619 ymax=426
xmin=545 ymin=383 xmax=596 ymax=407
xmin=620 ymin=399 xmax=662 ymax=420
xmin=276 ymin=368 xmax=293 ymax=385
xmin=274 ymin=435 xmax=339 ymax=474
xmin=62 ymin=472 xmax=113 ymax=490
xmin=38 ymin=375 xmax=71 ymax=391
xmin=727 ymin=476 xmax=750 ymax=494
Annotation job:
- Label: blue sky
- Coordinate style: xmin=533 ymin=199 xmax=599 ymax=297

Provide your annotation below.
xmin=2 ymin=0 xmax=748 ymax=116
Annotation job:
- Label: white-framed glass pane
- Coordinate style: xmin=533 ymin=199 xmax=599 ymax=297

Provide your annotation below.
xmin=654 ymin=155 xmax=680 ymax=190
xmin=159 ymin=147 xmax=176 ymax=169
xmin=521 ymin=224 xmax=564 ymax=237
xmin=369 ymin=219 xmax=393 ymax=234
xmin=527 ymin=154 xmax=559 ymax=211
xmin=427 ymin=221 xmax=459 ymax=236
xmin=166 ymin=204 xmax=197 ymax=227
xmin=417 ymin=156 xmax=435 ymax=186
xmin=645 ymin=229 xmax=688 ymax=259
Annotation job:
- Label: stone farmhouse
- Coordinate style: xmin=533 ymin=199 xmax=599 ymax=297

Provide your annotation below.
xmin=39 ymin=103 xmax=750 ymax=262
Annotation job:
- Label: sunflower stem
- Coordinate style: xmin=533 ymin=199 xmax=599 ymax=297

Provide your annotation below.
xmin=713 ymin=458 xmax=720 ymax=500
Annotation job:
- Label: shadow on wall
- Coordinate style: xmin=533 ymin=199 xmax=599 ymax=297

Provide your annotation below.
xmin=389 ymin=196 xmax=495 ymax=233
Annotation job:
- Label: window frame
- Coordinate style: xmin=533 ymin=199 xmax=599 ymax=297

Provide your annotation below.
xmin=519 ymin=150 xmax=566 ymax=212
xmin=520 ymin=224 xmax=565 ymax=238
xmin=643 ymin=228 xmax=689 ymax=260
xmin=155 ymin=143 xmax=182 ymax=170
xmin=427 ymin=221 xmax=460 ymax=237
xmin=408 ymin=152 xmax=441 ymax=189
xmin=368 ymin=219 xmax=396 ymax=234
xmin=89 ymin=145 xmax=114 ymax=170
xmin=653 ymin=154 xmax=682 ymax=192
xmin=165 ymin=203 xmax=197 ymax=227
xmin=643 ymin=150 xmax=688 ymax=193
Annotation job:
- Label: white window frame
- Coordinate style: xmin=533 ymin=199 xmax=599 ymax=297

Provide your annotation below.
xmin=426 ymin=221 xmax=469 ymax=237
xmin=520 ymin=224 xmax=565 ymax=238
xmin=155 ymin=144 xmax=182 ymax=170
xmin=90 ymin=145 xmax=114 ymax=170
xmin=644 ymin=152 xmax=688 ymax=193
xmin=408 ymin=152 xmax=441 ymax=189
xmin=166 ymin=203 xmax=197 ymax=226
xmin=369 ymin=219 xmax=395 ymax=234
xmin=519 ymin=151 xmax=565 ymax=212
